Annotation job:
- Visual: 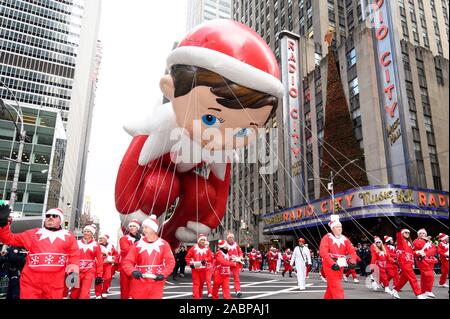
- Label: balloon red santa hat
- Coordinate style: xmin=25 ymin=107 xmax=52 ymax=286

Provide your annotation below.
xmin=166 ymin=19 xmax=283 ymax=98
xmin=439 ymin=233 xmax=448 ymax=241
xmin=142 ymin=214 xmax=159 ymax=233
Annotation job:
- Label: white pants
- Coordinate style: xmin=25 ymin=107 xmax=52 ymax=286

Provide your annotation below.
xmin=276 ymin=260 xmax=282 ymax=272
xmin=295 ymin=263 xmax=307 ymax=289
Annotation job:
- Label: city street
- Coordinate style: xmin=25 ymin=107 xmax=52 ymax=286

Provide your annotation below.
xmin=89 ymin=269 xmax=449 ymax=300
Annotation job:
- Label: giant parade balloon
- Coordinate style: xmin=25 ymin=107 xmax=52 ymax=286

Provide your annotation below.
xmin=115 ymin=19 xmax=283 ymax=248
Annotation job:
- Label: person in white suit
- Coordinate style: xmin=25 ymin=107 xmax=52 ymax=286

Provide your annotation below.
xmin=276 ymin=249 xmax=283 ymax=273
xmin=290 ymin=238 xmax=312 ymax=290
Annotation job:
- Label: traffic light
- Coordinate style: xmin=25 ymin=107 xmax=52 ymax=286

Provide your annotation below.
xmin=64 ymin=221 xmax=69 ymax=229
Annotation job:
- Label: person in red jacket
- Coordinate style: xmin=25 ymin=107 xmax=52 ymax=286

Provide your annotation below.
xmin=267 ymin=247 xmax=278 ymax=274
xmin=185 ymin=233 xmax=213 ymax=299
xmin=413 ymin=228 xmax=438 ymax=298
xmin=344 ymin=255 xmax=361 ymax=283
xmin=119 ymin=219 xmax=141 ymax=299
xmin=212 ymin=239 xmax=240 ymax=299
xmin=70 ymin=224 xmax=103 ymax=299
xmin=369 ymin=236 xmax=392 ymax=294
xmin=282 ymin=248 xmax=293 ymax=277
xmin=248 ymin=248 xmax=256 ymax=272
xmin=389 ymin=220 xmax=428 ymax=299
xmin=226 ymin=233 xmax=243 ymax=297
xmin=95 ymin=234 xmax=118 ymax=299
xmin=0 ymin=205 xmax=79 ymax=299
xmin=255 ymin=250 xmax=262 ymax=272
xmin=384 ymin=235 xmax=400 ymax=287
xmin=122 ymin=215 xmax=175 ymax=299
xmin=437 ymin=233 xmax=449 ymax=288
xmin=319 ymin=215 xmax=357 ymax=299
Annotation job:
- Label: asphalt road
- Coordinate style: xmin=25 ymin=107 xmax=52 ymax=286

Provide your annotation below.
xmin=89 ymin=269 xmax=449 ymax=300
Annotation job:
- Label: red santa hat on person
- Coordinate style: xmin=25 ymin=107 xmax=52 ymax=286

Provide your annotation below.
xmin=166 ymin=19 xmax=283 ymax=99
xmin=328 ymin=215 xmax=342 ymax=229
xmin=218 ymin=239 xmax=227 ymax=249
xmin=197 ymin=233 xmax=207 ymax=243
xmin=128 ymin=219 xmax=141 ymax=230
xmin=384 ymin=235 xmax=393 ymax=243
xmin=417 ymin=228 xmax=427 ymax=237
xmin=83 ymin=224 xmax=97 ymax=235
xmin=374 ymin=236 xmax=382 ymax=244
xmin=99 ymin=234 xmax=109 ymax=241
xmin=226 ymin=232 xmax=234 ymax=239
xmin=401 ymin=229 xmax=410 ymax=235
xmin=438 ymin=233 xmax=448 ymax=241
xmin=142 ymin=214 xmax=159 ymax=233
xmin=46 ymin=208 xmax=64 ymax=222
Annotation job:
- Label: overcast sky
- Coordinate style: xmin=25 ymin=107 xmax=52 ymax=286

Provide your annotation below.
xmin=84 ymin=0 xmax=188 ymax=243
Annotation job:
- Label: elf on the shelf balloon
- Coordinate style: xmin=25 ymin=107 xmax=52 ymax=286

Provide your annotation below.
xmin=115 ymin=19 xmax=283 ymax=248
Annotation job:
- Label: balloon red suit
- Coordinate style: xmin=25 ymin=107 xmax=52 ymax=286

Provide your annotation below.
xmin=114 ymin=19 xmax=283 ymax=249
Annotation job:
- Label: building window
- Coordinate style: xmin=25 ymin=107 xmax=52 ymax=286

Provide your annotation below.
xmin=349 ymin=77 xmax=359 ymax=97
xmin=346 ymin=48 xmax=356 ymax=68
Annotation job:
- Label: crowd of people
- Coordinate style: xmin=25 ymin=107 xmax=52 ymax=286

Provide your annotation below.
xmin=0 ymin=202 xmax=448 ymax=300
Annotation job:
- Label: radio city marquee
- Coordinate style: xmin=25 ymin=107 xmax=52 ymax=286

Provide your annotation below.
xmin=263 ymin=185 xmax=449 ymax=234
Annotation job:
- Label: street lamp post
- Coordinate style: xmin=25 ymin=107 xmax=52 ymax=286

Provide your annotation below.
xmin=0 ymin=84 xmax=27 ymax=214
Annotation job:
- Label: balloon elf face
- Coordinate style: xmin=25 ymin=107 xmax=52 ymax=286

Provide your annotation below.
xmin=160 ymin=65 xmax=277 ymax=151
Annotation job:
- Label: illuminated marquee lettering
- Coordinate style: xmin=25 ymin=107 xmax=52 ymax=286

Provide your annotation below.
xmin=263 ymin=186 xmax=449 ymax=231
xmin=281 ymin=33 xmax=304 ymax=205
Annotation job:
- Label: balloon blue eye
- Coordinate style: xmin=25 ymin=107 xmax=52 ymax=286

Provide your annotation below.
xmin=202 ymin=114 xmax=218 ymax=126
xmin=235 ymin=128 xmax=249 ymax=137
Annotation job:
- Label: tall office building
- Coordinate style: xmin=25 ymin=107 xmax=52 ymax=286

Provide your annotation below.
xmin=0 ymin=0 xmax=102 ymax=230
xmin=187 ymin=0 xmax=232 ymax=30
xmin=229 ymin=0 xmax=449 ymax=249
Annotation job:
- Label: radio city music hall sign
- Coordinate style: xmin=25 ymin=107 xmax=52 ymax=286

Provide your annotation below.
xmin=263 ymin=185 xmax=449 ymax=228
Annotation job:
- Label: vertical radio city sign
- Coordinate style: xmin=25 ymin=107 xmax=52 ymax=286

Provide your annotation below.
xmin=371 ymin=0 xmax=409 ymax=184
xmin=279 ymin=31 xmax=304 ymax=206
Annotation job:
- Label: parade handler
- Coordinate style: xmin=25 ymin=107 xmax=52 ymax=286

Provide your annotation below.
xmin=319 ymin=215 xmax=357 ymax=299
xmin=122 ymin=215 xmax=175 ymax=299
xmin=119 ymin=219 xmax=141 ymax=299
xmin=185 ymin=233 xmax=213 ymax=299
xmin=71 ymin=224 xmax=103 ymax=299
xmin=0 ymin=204 xmax=79 ymax=299
xmin=291 ymin=238 xmax=311 ymax=289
